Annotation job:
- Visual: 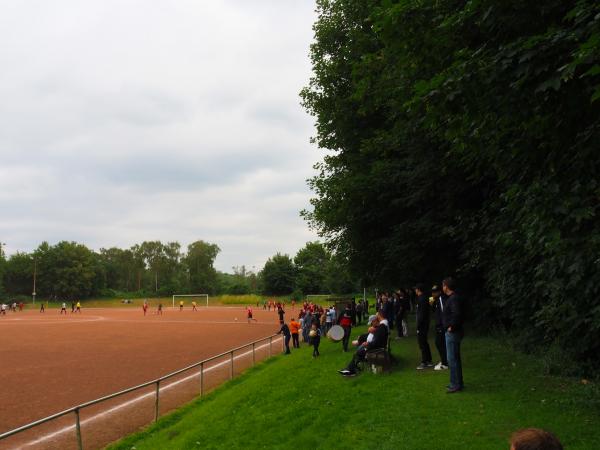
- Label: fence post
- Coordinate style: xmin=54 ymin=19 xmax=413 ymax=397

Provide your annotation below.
xmin=74 ymin=408 xmax=83 ymax=450
xmin=230 ymin=351 xmax=234 ymax=379
xmin=200 ymin=362 xmax=204 ymax=396
xmin=252 ymin=342 xmax=256 ymax=366
xmin=269 ymin=336 xmax=272 ymax=357
xmin=155 ymin=380 xmax=160 ymax=422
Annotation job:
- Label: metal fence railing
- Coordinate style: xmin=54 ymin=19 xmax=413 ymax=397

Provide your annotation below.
xmin=0 ymin=334 xmax=282 ymax=450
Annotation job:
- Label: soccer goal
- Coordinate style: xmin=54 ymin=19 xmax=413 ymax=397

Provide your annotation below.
xmin=172 ymin=294 xmax=209 ymax=309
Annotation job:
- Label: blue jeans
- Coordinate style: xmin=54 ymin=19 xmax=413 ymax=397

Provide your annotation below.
xmin=445 ymin=331 xmax=463 ymax=389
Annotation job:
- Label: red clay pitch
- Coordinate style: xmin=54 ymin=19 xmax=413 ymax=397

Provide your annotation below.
xmin=0 ymin=305 xmax=288 ymax=444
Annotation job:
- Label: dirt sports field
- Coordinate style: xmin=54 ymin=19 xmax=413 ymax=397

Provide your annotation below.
xmin=0 ymin=305 xmax=286 ymax=449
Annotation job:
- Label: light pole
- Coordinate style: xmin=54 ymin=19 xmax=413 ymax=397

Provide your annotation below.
xmin=32 ymin=258 xmax=37 ymax=305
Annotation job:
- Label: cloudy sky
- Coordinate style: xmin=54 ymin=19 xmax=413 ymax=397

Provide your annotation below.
xmin=0 ymin=0 xmax=321 ymax=272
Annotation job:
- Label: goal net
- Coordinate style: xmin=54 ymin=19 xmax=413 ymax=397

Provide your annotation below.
xmin=172 ymin=294 xmax=209 ymax=309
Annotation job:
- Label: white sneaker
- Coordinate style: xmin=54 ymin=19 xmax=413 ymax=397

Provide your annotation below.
xmin=435 ymin=363 xmax=448 ymax=371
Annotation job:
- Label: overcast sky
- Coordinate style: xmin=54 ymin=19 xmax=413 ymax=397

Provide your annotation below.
xmin=0 ymin=0 xmax=321 ymax=273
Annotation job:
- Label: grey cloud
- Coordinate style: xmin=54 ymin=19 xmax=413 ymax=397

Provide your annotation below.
xmin=0 ymin=1 xmax=320 ymax=273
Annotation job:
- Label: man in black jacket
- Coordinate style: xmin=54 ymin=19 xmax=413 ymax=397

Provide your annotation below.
xmin=276 ymin=320 xmax=291 ymax=354
xmin=442 ymin=277 xmax=464 ymax=393
xmin=338 ymin=311 xmax=389 ymax=376
xmin=415 ymin=284 xmax=434 ymax=370
xmin=431 ymin=285 xmax=448 ymax=370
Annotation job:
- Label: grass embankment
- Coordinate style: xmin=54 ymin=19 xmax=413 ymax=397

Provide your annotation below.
xmin=108 ymin=326 xmax=600 ymax=450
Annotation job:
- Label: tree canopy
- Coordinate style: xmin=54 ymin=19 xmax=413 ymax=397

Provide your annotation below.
xmin=0 ymin=240 xmax=221 ymax=299
xmin=301 ymin=0 xmax=600 ymax=366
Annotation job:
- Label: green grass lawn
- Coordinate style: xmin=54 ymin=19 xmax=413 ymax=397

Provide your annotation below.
xmin=109 ymin=326 xmax=599 ymax=449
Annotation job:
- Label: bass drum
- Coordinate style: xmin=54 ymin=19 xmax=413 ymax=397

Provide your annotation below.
xmin=327 ymin=324 xmax=344 ymax=342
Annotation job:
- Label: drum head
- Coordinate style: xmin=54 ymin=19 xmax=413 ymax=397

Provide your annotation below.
xmin=328 ymin=325 xmax=344 ymax=342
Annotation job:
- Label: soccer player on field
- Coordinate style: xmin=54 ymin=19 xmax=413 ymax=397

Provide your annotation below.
xmin=158 ymin=303 xmax=163 ymax=315
xmin=192 ymin=301 xmax=197 ymax=311
xmin=143 ymin=300 xmax=148 ymax=316
xmin=75 ymin=301 xmax=81 ymax=313
xmin=247 ymin=306 xmax=257 ymax=323
xmin=60 ymin=302 xmax=67 ymax=315
xmin=179 ymin=300 xmax=184 ymax=311
xmin=39 ymin=302 xmax=45 ymax=313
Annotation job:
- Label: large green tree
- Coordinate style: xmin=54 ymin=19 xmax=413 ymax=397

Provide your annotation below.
xmin=3 ymin=252 xmax=35 ymax=296
xmin=294 ymin=241 xmax=330 ymax=295
xmin=33 ymin=241 xmax=99 ymax=299
xmin=260 ymin=253 xmax=296 ymax=296
xmin=183 ymin=241 xmax=220 ymax=295
xmin=302 ymin=0 xmax=600 ymax=366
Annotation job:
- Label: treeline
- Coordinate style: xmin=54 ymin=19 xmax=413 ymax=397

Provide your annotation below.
xmin=301 ymin=1 xmax=600 ymax=368
xmin=0 ymin=240 xmax=220 ymax=299
xmin=0 ymin=240 xmax=357 ymax=300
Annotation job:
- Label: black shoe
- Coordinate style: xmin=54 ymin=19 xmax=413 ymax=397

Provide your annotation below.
xmin=446 ymin=386 xmax=462 ymax=394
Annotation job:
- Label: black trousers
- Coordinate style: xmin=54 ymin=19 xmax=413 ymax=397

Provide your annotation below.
xmin=346 ymin=346 xmax=368 ymax=372
xmin=284 ymin=335 xmax=291 ymax=354
xmin=417 ymin=329 xmax=432 ymax=363
xmin=396 ymin=310 xmax=406 ymax=337
xmin=312 ymin=340 xmax=320 ymax=356
xmin=342 ymin=326 xmax=351 ymax=352
xmin=435 ymin=326 xmax=448 ymax=365
xmin=292 ymin=333 xmax=300 ymax=348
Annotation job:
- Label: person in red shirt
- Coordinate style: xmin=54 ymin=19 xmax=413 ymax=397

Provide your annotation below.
xmin=247 ymin=306 xmax=257 ymax=323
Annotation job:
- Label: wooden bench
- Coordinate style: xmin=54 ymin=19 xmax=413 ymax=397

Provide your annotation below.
xmin=362 ymin=336 xmax=392 ymax=373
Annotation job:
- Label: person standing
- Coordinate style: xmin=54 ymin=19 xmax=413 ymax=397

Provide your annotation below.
xmin=431 ymin=285 xmax=448 ymax=370
xmin=157 ymin=303 xmax=163 ymax=315
xmin=443 ymin=277 xmax=464 ymax=393
xmin=39 ymin=302 xmax=45 ymax=313
xmin=277 ymin=306 xmax=285 ymax=323
xmin=179 ymin=300 xmax=184 ymax=311
xmin=290 ymin=317 xmax=301 ymax=348
xmin=143 ymin=300 xmax=148 ymax=316
xmin=75 ymin=301 xmax=81 ymax=313
xmin=415 ymin=284 xmax=433 ymax=370
xmin=338 ymin=307 xmax=353 ymax=352
xmin=277 ymin=320 xmax=292 ymax=354
xmin=60 ymin=302 xmax=67 ymax=315
xmin=192 ymin=301 xmax=197 ymax=311
xmin=309 ymin=323 xmax=321 ymax=357
xmin=356 ymin=300 xmax=363 ymax=325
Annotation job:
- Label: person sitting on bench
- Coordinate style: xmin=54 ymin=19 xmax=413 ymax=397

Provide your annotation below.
xmin=338 ymin=311 xmax=389 ymax=377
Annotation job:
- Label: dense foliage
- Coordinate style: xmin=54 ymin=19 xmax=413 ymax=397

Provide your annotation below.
xmin=1 ymin=240 xmax=221 ymax=299
xmin=0 ymin=240 xmax=356 ymax=299
xmin=260 ymin=242 xmax=358 ymax=296
xmin=301 ymin=0 xmax=600 ymax=366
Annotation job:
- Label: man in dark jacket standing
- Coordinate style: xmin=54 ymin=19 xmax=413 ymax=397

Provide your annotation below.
xmin=415 ymin=284 xmax=434 ymax=370
xmin=431 ymin=285 xmax=448 ymax=370
xmin=276 ymin=320 xmax=292 ymax=354
xmin=442 ymin=277 xmax=464 ymax=393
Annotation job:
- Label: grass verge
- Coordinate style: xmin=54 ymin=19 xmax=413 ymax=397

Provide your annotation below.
xmin=107 ymin=326 xmax=599 ymax=450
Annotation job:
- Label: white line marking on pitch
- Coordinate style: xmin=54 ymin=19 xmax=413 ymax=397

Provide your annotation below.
xmin=19 ymin=337 xmax=283 ymax=448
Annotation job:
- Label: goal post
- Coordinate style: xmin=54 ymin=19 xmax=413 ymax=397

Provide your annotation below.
xmin=172 ymin=294 xmax=209 ymax=309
